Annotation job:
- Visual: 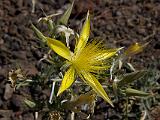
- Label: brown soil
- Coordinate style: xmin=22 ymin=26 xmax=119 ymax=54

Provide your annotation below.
xmin=0 ymin=0 xmax=160 ymax=119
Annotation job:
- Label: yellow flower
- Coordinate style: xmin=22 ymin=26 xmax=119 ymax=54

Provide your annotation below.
xmin=46 ymin=12 xmax=120 ymax=106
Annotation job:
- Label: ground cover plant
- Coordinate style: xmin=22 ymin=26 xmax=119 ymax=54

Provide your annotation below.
xmin=0 ymin=0 xmax=160 ymax=120
xmin=8 ymin=2 xmax=160 ymax=120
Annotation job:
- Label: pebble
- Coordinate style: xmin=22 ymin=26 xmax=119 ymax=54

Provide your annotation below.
xmin=8 ymin=24 xmax=17 ymax=35
xmin=0 ymin=98 xmax=3 ymax=106
xmin=31 ymin=48 xmax=43 ymax=59
xmin=0 ymin=74 xmax=5 ymax=81
xmin=3 ymin=83 xmax=14 ymax=100
xmin=11 ymin=94 xmax=26 ymax=111
xmin=24 ymin=64 xmax=38 ymax=76
xmin=10 ymin=37 xmax=21 ymax=49
xmin=12 ymin=51 xmax=27 ymax=60
xmin=0 ymin=38 xmax=4 ymax=45
xmin=137 ymin=28 xmax=146 ymax=36
xmin=154 ymin=43 xmax=160 ymax=49
xmin=23 ymin=113 xmax=34 ymax=120
xmin=2 ymin=33 xmax=11 ymax=41
xmin=0 ymin=110 xmax=13 ymax=120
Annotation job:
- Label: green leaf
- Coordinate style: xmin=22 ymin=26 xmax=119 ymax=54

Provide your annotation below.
xmin=125 ymin=88 xmax=150 ymax=97
xmin=112 ymin=81 xmax=118 ymax=96
xmin=31 ymin=24 xmax=47 ymax=42
xmin=118 ymin=71 xmax=147 ymax=86
xmin=59 ymin=0 xmax=74 ymax=25
xmin=24 ymin=99 xmax=36 ymax=108
xmin=16 ymin=82 xmax=30 ymax=89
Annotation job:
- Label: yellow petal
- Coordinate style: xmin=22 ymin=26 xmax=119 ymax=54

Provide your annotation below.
xmin=75 ymin=11 xmax=90 ymax=53
xmin=95 ymin=48 xmax=121 ymax=61
xmin=57 ymin=66 xmax=75 ymax=96
xmin=90 ymin=65 xmax=110 ymax=72
xmin=47 ymin=37 xmax=72 ymax=60
xmin=79 ymin=71 xmax=113 ymax=107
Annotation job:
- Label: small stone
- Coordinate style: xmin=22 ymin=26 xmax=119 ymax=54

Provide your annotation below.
xmin=137 ymin=28 xmax=146 ymax=35
xmin=31 ymin=48 xmax=42 ymax=59
xmin=10 ymin=38 xmax=21 ymax=51
xmin=0 ymin=74 xmax=5 ymax=81
xmin=3 ymin=84 xmax=14 ymax=100
xmin=11 ymin=94 xmax=29 ymax=111
xmin=0 ymin=9 xmax=4 ymax=16
xmin=11 ymin=95 xmax=22 ymax=108
xmin=0 ymin=110 xmax=13 ymax=119
xmin=12 ymin=51 xmax=27 ymax=60
xmin=0 ymin=39 xmax=4 ymax=45
xmin=0 ymin=118 xmax=10 ymax=120
xmin=24 ymin=64 xmax=38 ymax=76
xmin=154 ymin=43 xmax=160 ymax=49
xmin=116 ymin=11 xmax=122 ymax=16
xmin=8 ymin=24 xmax=17 ymax=35
xmin=3 ymin=34 xmax=11 ymax=41
xmin=23 ymin=113 xmax=34 ymax=120
xmin=0 ymin=98 xmax=3 ymax=107
xmin=106 ymin=25 xmax=112 ymax=31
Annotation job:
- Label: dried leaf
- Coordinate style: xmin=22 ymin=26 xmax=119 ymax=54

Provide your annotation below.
xmin=125 ymin=42 xmax=148 ymax=56
xmin=38 ymin=12 xmax=62 ymax=23
xmin=8 ymin=69 xmax=25 ymax=88
xmin=63 ymin=91 xmax=96 ymax=117
xmin=72 ymin=91 xmax=96 ymax=107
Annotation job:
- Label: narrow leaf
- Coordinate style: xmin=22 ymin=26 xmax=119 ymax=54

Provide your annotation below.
xmin=59 ymin=0 xmax=74 ymax=25
xmin=118 ymin=71 xmax=147 ymax=86
xmin=80 ymin=71 xmax=113 ymax=107
xmin=31 ymin=24 xmax=47 ymax=42
xmin=112 ymin=81 xmax=118 ymax=96
xmin=125 ymin=88 xmax=150 ymax=97
xmin=47 ymin=37 xmax=72 ymax=60
xmin=57 ymin=66 xmax=75 ymax=96
xmin=24 ymin=99 xmax=36 ymax=108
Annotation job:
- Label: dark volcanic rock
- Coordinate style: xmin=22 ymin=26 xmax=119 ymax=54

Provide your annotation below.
xmin=11 ymin=94 xmax=28 ymax=111
xmin=0 ymin=110 xmax=13 ymax=120
xmin=3 ymin=83 xmax=14 ymax=100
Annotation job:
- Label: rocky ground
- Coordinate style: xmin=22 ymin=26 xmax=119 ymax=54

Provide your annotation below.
xmin=0 ymin=0 xmax=160 ymax=120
